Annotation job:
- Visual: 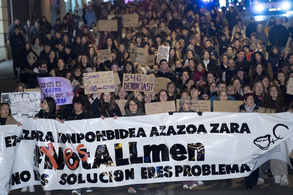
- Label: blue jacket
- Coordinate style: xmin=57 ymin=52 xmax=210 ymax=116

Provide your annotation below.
xmin=85 ymin=10 xmax=97 ymax=26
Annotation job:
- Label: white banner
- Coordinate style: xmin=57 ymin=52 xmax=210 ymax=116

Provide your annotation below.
xmin=2 ymin=112 xmax=293 ymax=193
xmin=0 ymin=125 xmax=22 ymax=195
xmin=1 ymin=92 xmax=41 ymax=119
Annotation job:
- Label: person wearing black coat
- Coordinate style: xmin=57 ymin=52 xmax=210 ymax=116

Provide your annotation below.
xmin=90 ymin=92 xmax=122 ymax=118
xmin=42 ymin=31 xmax=55 ymax=49
xmin=34 ymin=97 xmax=56 ymax=119
xmin=39 ymin=44 xmax=51 ymax=62
xmin=168 ymin=12 xmax=183 ymax=31
xmin=40 ymin=16 xmax=52 ymax=36
xmin=202 ymin=50 xmax=221 ymax=77
xmin=10 ymin=26 xmax=26 ymax=77
xmin=268 ymin=18 xmax=288 ymax=51
xmin=31 ymin=96 xmax=56 ymax=194
xmin=28 ymin=60 xmax=51 ymax=88
xmin=226 ymin=6 xmax=238 ymax=31
xmin=246 ymin=17 xmax=257 ymax=38
xmin=155 ymin=59 xmax=177 ymax=83
xmin=238 ymin=93 xmax=260 ymax=190
xmin=225 ymin=58 xmax=237 ymax=85
xmin=30 ymin=20 xmax=42 ymax=41
xmin=66 ymin=96 xmax=94 ymax=195
xmin=123 ymin=98 xmax=146 ymax=193
xmin=235 ymin=49 xmax=250 ymax=74
xmin=20 ymin=43 xmax=38 ymax=84
xmin=66 ymin=97 xmax=94 ymax=120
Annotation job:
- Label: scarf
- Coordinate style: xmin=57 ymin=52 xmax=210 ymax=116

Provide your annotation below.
xmin=244 ymin=104 xmax=256 ymax=113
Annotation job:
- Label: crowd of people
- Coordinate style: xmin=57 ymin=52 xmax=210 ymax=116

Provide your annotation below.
xmin=2 ymin=0 xmax=293 ymax=194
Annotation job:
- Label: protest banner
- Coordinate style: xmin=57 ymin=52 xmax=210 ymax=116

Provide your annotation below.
xmin=136 ymin=48 xmax=148 ymax=65
xmin=286 ymin=78 xmax=293 ymax=95
xmin=191 ymin=100 xmax=211 ymax=112
xmin=115 ymin=99 xmax=128 ymax=115
xmin=154 ymin=77 xmax=171 ymax=94
xmin=129 ymin=48 xmax=136 ymax=62
xmin=1 ymin=92 xmax=41 ymax=119
xmin=83 ymin=71 xmax=115 ymax=94
xmin=123 ymin=14 xmax=139 ymax=27
xmin=146 ymin=55 xmax=155 ymax=66
xmin=122 ymin=74 xmax=155 ymax=92
xmin=97 ymin=49 xmax=112 ymax=62
xmin=2 ymin=112 xmax=293 ymax=193
xmin=213 ymin=101 xmax=243 ymax=112
xmin=0 ymin=125 xmax=21 ymax=195
xmin=145 ymin=101 xmax=176 ymax=115
xmin=98 ymin=20 xmax=118 ymax=32
xmin=129 ymin=47 xmax=149 ymax=65
xmin=156 ymin=46 xmax=170 ymax=64
xmin=38 ymin=77 xmax=73 ymax=106
xmin=176 ymin=99 xmax=181 ymax=111
xmin=114 ymin=72 xmax=121 ymax=85
xmin=24 ymin=88 xmax=40 ymax=92
xmin=176 ymin=99 xmax=211 ymax=112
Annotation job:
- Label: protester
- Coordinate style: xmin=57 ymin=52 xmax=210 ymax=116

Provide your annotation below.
xmin=123 ymin=97 xmax=146 ymax=193
xmin=34 ymin=97 xmax=56 ymax=119
xmin=67 ymin=96 xmax=94 ymax=195
xmin=239 ymin=93 xmax=260 ymax=190
xmin=0 ymin=103 xmax=18 ymax=125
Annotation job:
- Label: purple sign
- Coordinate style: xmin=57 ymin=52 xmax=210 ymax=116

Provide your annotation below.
xmin=37 ymin=77 xmax=73 ymax=106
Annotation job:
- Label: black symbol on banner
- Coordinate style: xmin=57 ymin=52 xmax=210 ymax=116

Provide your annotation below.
xmin=253 ymin=124 xmax=289 ymax=150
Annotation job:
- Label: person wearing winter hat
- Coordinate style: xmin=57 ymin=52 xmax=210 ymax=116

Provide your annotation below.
xmin=111 ymin=64 xmax=119 ymax=73
xmin=137 ymin=67 xmax=147 ymax=75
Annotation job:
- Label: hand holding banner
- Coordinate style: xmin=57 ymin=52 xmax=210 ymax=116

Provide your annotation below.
xmin=4 ymin=112 xmax=293 ymax=192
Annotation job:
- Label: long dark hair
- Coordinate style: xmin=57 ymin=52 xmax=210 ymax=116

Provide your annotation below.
xmin=124 ymin=97 xmax=142 ymax=110
xmin=268 ymin=46 xmax=279 ymax=57
xmin=123 ymin=61 xmax=135 ymax=74
xmin=167 ymin=81 xmax=178 ymax=97
xmin=102 ymin=37 xmax=117 ymax=51
xmin=0 ymin=103 xmax=11 ymax=116
xmin=262 ymin=84 xmax=285 ymax=113
xmin=250 ymin=51 xmax=268 ymax=70
xmin=250 ymin=63 xmax=269 ymax=85
xmin=44 ymin=97 xmax=56 ymax=113
xmin=76 ymin=90 xmax=90 ymax=112
xmin=157 ymin=89 xmax=168 ymax=102
xmin=99 ymin=92 xmax=118 ymax=112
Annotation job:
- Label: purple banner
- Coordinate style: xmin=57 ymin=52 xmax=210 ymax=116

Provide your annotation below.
xmin=37 ymin=77 xmax=73 ymax=105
